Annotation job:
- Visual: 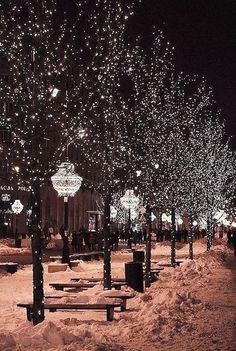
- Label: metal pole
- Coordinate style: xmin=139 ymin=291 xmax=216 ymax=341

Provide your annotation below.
xmin=145 ymin=204 xmax=152 ymax=288
xmin=171 ymin=207 xmax=176 ymax=267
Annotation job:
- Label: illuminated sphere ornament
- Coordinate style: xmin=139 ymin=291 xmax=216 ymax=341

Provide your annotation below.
xmin=193 ymin=220 xmax=198 ymax=226
xmin=11 ymin=199 xmax=24 ymax=214
xmin=51 ymin=161 xmax=82 ymax=197
xmin=120 ymin=190 xmax=139 ymax=210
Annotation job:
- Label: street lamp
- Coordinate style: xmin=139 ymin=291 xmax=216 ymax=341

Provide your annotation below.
xmin=12 ymin=166 xmax=22 ymax=247
xmin=11 ymin=199 xmax=24 ymax=247
xmin=120 ymin=189 xmax=140 ymax=230
xmin=51 ymin=161 xmax=82 ymax=266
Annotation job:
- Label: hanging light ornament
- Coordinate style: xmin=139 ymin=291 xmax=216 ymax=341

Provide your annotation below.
xmin=11 ymin=199 xmax=24 ymax=214
xmin=130 ymin=207 xmax=139 ymax=220
xmin=110 ymin=206 xmax=117 ymax=220
xmin=120 ymin=190 xmax=139 ymax=210
xmin=51 ymin=161 xmax=83 ymax=197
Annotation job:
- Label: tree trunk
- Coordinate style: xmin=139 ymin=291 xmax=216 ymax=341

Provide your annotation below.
xmin=207 ymin=213 xmax=213 ymax=251
xmin=30 ymin=182 xmax=44 ymax=325
xmin=103 ymin=194 xmax=112 ymax=289
xmin=189 ymin=216 xmax=194 ymax=260
xmin=171 ymin=207 xmax=176 ymax=267
xmin=145 ymin=204 xmax=152 ymax=288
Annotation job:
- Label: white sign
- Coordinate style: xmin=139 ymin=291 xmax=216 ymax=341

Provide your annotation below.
xmin=11 ymin=199 xmax=24 ymax=214
xmin=1 ymin=194 xmax=11 ymax=201
xmin=0 ymin=185 xmax=14 ymax=191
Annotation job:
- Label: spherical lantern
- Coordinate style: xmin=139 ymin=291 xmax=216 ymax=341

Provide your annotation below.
xmin=120 ymin=189 xmax=139 ymax=210
xmin=11 ymin=199 xmax=24 ymax=214
xmin=51 ymin=161 xmax=82 ymax=197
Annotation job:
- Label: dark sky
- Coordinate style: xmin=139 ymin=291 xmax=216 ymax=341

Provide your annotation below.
xmin=130 ymin=0 xmax=236 ymax=146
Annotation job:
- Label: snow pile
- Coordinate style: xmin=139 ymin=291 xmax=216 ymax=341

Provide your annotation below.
xmin=124 ymin=289 xmax=203 ymax=342
xmin=0 ymin=240 xmax=30 ymax=255
xmin=46 ymin=238 xmax=63 ymax=249
xmin=0 ymin=332 xmax=16 ymax=351
xmin=9 ymin=319 xmax=123 ymax=351
xmin=0 ymin=239 xmax=15 ymax=247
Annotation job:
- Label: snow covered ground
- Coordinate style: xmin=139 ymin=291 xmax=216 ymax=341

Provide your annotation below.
xmin=0 ymin=238 xmax=235 ymax=351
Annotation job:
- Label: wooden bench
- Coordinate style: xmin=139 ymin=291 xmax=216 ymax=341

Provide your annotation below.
xmin=49 ymin=256 xmax=62 ymax=262
xmin=45 ymin=293 xmax=135 ymax=312
xmin=103 ymin=293 xmax=135 ymax=312
xmin=17 ymin=302 xmax=121 ymax=322
xmin=70 ymin=277 xmax=127 ymax=283
xmin=158 ymin=261 xmax=183 ymax=268
xmin=0 ymin=262 xmax=18 ymax=274
xmin=49 ymin=281 xmax=127 ymax=291
xmin=49 ymin=251 xmax=104 ymax=263
xmin=70 ymin=251 xmax=104 ymax=261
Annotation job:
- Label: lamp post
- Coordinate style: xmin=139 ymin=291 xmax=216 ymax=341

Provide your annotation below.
xmin=120 ymin=189 xmax=139 ymax=229
xmin=11 ymin=199 xmax=24 ymax=247
xmin=12 ymin=166 xmax=23 ymax=247
xmin=51 ymin=161 xmax=82 ymax=267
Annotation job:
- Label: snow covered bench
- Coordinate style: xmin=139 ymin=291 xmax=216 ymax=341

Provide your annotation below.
xmin=49 ymin=251 xmax=104 ymax=263
xmin=70 ymin=251 xmax=104 ymax=261
xmin=49 ymin=281 xmax=127 ymax=291
xmin=158 ymin=261 xmax=184 ymax=268
xmin=0 ymin=262 xmax=18 ymax=274
xmin=70 ymin=277 xmax=127 ymax=283
xmin=103 ymin=293 xmax=135 ymax=312
xmin=17 ymin=302 xmax=121 ymax=322
xmin=45 ymin=292 xmax=135 ymax=312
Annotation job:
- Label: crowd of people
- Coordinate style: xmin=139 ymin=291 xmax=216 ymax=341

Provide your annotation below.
xmin=40 ymin=222 xmax=236 ymax=257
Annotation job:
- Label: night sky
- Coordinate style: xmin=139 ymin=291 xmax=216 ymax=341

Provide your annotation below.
xmin=130 ymin=0 xmax=236 ymax=146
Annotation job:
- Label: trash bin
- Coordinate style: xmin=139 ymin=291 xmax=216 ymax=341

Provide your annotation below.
xmin=133 ymin=250 xmax=145 ymax=263
xmin=15 ymin=238 xmax=21 ymax=248
xmin=125 ymin=261 xmax=144 ymax=293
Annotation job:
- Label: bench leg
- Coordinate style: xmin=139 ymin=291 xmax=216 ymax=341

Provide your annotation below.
xmin=54 ymin=286 xmax=64 ymax=291
xmin=26 ymin=307 xmax=33 ymax=321
xmin=120 ymin=299 xmax=127 ymax=312
xmin=106 ymin=307 xmax=114 ymax=321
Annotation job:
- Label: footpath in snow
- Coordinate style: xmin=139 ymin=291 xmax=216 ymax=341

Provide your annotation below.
xmin=0 ymin=238 xmax=235 ymax=351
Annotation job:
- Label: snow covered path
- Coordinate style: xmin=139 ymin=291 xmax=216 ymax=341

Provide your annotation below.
xmin=0 ymin=240 xmax=235 ymax=350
